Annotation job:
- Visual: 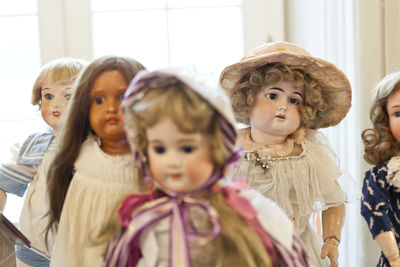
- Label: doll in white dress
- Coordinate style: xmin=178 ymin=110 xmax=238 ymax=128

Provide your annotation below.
xmin=0 ymin=58 xmax=86 ymax=267
xmin=220 ymin=41 xmax=352 ymax=267
xmin=46 ymin=56 xmax=146 ymax=267
xmin=104 ymin=70 xmax=310 ymax=267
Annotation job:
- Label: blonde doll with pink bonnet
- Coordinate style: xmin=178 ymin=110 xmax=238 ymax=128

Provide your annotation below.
xmin=103 ymin=70 xmax=310 ymax=267
xmin=220 ymin=41 xmax=352 ymax=267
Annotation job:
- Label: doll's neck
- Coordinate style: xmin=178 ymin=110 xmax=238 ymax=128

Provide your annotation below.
xmin=100 ymin=138 xmax=131 ymax=155
xmin=250 ymin=127 xmax=288 ymax=145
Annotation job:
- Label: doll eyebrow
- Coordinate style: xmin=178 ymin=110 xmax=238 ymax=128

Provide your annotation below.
xmin=268 ymin=87 xmax=304 ymax=98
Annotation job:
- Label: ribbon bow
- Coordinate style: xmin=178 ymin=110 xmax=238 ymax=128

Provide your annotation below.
xmin=105 ymin=194 xmax=221 ymax=267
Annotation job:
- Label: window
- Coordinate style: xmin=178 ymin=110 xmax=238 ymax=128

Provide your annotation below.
xmin=0 ymin=0 xmax=48 ymax=222
xmin=91 ymin=0 xmax=244 ymax=80
xmin=2 ymin=0 xmax=280 ymax=222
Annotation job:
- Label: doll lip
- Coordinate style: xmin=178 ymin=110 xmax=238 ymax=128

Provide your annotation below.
xmin=276 ymin=113 xmax=286 ymax=119
xmin=52 ymin=111 xmax=61 ymax=117
xmin=169 ymin=173 xmax=182 ymax=180
xmin=106 ymin=116 xmax=119 ymax=124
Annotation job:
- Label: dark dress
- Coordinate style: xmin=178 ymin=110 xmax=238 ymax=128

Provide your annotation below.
xmin=361 ymin=162 xmax=400 ymax=267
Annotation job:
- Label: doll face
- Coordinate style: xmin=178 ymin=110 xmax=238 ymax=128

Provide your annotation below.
xmin=89 ymin=70 xmax=129 ymax=154
xmin=387 ymin=89 xmax=400 ymax=142
xmin=146 ymin=117 xmax=214 ymax=193
xmin=250 ymin=81 xmax=304 ymax=144
xmin=41 ymin=82 xmax=72 ymax=133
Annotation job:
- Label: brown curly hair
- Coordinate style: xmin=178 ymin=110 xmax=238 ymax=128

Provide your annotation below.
xmin=230 ymin=62 xmax=330 ymax=129
xmin=362 ymin=71 xmax=400 ymax=165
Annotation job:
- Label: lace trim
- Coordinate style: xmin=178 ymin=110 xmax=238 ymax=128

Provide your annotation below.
xmin=238 ymin=127 xmax=306 ymax=157
xmin=387 ymin=156 xmax=400 ymax=188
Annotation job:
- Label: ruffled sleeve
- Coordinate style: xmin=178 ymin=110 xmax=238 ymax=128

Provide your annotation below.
xmin=227 ymin=129 xmax=346 ymax=233
xmin=305 ymin=130 xmax=347 ymax=207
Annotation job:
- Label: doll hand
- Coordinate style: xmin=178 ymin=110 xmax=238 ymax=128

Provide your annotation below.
xmin=321 ymin=237 xmax=339 ymax=267
xmin=387 ymin=254 xmax=400 ymax=267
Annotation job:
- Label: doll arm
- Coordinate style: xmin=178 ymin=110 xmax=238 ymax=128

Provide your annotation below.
xmin=321 ymin=204 xmax=345 ymax=267
xmin=0 ymin=140 xmax=39 ymax=197
xmin=0 ymin=160 xmax=36 ymax=197
xmin=375 ymin=231 xmax=400 ymax=267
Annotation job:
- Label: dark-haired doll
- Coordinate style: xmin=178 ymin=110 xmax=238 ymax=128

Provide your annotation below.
xmin=46 ymin=56 xmax=146 ymax=267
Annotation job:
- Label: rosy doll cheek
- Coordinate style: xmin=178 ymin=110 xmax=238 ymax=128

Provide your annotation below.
xmin=390 ymin=119 xmax=400 ymax=143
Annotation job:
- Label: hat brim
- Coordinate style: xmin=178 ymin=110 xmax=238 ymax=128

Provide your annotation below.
xmin=220 ymin=51 xmax=352 ymax=128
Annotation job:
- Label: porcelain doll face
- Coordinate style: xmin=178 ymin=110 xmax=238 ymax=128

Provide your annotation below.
xmin=250 ymin=81 xmax=304 ymax=144
xmin=146 ymin=117 xmax=214 ymax=193
xmin=89 ymin=70 xmax=129 ymax=154
xmin=387 ymin=88 xmax=400 ymax=142
xmin=41 ymin=82 xmax=72 ymax=133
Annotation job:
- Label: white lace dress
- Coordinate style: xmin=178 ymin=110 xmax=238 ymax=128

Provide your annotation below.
xmin=226 ymin=127 xmax=346 ymax=267
xmin=50 ymin=135 xmax=141 ymax=267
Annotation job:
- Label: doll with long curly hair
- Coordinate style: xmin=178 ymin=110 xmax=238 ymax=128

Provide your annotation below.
xmin=220 ymin=41 xmax=352 ymax=267
xmin=361 ymin=71 xmax=400 ymax=267
xmin=104 ymin=70 xmax=310 ymax=267
xmin=46 ymin=56 xmax=145 ymax=267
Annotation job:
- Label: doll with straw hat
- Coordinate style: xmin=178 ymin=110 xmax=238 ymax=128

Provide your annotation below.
xmin=220 ymin=41 xmax=352 ymax=267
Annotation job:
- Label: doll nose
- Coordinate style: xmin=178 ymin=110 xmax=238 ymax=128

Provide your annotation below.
xmin=52 ymin=101 xmax=62 ymax=109
xmin=166 ymin=151 xmax=181 ymax=167
xmin=277 ymin=99 xmax=287 ymax=111
xmin=107 ymin=99 xmax=118 ymax=113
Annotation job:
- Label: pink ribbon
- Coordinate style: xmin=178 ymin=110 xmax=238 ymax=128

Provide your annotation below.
xmin=105 ymin=194 xmax=221 ymax=267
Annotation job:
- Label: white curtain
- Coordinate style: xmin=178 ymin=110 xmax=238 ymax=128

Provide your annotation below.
xmin=286 ymin=0 xmax=362 ymax=265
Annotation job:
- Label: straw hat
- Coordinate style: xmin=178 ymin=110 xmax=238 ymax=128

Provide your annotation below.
xmin=219 ymin=41 xmax=352 ymax=128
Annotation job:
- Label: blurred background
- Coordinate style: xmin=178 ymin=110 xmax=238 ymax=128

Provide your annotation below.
xmin=1 ymin=0 xmax=400 ymax=265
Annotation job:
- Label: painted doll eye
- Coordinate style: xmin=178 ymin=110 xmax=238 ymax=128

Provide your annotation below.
xmin=153 ymin=146 xmax=166 ymax=154
xmin=265 ymin=93 xmax=277 ymax=100
xmin=44 ymin=93 xmax=54 ymax=100
xmin=289 ymin=97 xmax=300 ymax=105
xmin=93 ymin=97 xmax=105 ymax=104
xmin=181 ymin=145 xmax=196 ymax=153
xmin=65 ymin=94 xmax=72 ymax=100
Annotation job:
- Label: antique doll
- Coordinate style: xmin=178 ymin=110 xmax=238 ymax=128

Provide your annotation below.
xmin=45 ymin=56 xmax=145 ymax=267
xmin=0 ymin=57 xmax=86 ymax=267
xmin=219 ymin=41 xmax=352 ymax=267
xmin=361 ymin=71 xmax=400 ymax=267
xmin=104 ymin=70 xmax=310 ymax=267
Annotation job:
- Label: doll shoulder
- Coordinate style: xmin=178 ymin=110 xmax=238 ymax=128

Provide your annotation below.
xmin=364 ymin=156 xmax=400 ymax=189
xmin=16 ymin=131 xmax=54 ymax=165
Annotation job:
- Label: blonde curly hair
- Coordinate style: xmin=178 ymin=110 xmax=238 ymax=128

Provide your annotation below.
xmin=362 ymin=71 xmax=400 ymax=165
xmin=230 ymin=62 xmax=330 ymax=129
xmin=122 ymin=77 xmax=272 ymax=266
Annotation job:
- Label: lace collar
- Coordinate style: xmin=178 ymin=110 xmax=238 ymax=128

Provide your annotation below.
xmin=387 ymin=156 xmax=400 ymax=188
xmin=237 ymin=127 xmax=306 ymax=157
